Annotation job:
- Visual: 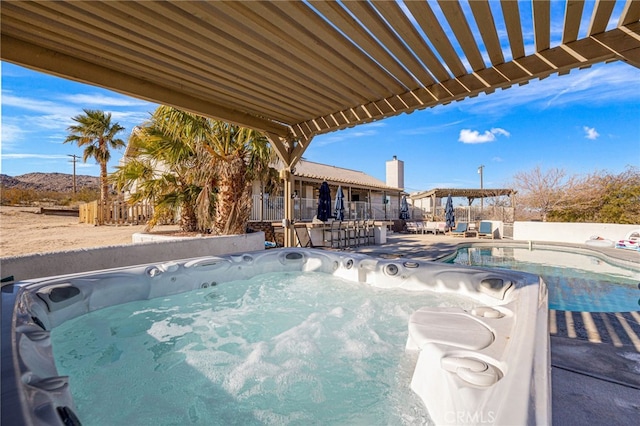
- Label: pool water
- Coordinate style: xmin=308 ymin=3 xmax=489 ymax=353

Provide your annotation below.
xmin=446 ymin=247 xmax=640 ymax=312
xmin=51 ymin=271 xmax=479 ymax=425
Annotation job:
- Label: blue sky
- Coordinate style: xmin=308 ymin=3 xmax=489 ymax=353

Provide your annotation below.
xmin=2 ymin=60 xmax=638 ymax=194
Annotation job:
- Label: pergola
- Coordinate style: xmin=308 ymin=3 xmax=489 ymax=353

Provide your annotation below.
xmin=2 ymin=0 xmax=638 ymax=245
xmin=410 ymin=188 xmax=516 ymax=219
xmin=411 ymin=188 xmax=516 ymax=203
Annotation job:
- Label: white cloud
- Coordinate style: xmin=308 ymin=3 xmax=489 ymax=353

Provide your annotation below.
xmin=459 ymin=127 xmax=510 ymax=144
xmin=2 ymin=93 xmax=77 ymax=116
xmin=2 ymin=153 xmax=70 ymax=159
xmin=313 ymin=124 xmax=381 ymax=147
xmin=448 ymin=62 xmax=640 ymax=117
xmin=0 ymin=123 xmax=26 ymax=149
xmin=61 ymin=93 xmax=150 ymax=107
xmin=400 ymin=120 xmax=464 ymax=135
xmin=583 ymin=126 xmax=600 ymax=140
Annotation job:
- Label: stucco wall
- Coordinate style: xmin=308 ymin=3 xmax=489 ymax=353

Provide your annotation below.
xmin=1 ymin=232 xmax=265 ymax=283
xmin=513 ymin=222 xmax=639 ymax=244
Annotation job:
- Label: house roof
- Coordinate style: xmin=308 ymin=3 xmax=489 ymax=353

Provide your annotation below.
xmin=2 ymin=1 xmax=638 ymax=151
xmin=291 ymin=159 xmax=399 ymax=192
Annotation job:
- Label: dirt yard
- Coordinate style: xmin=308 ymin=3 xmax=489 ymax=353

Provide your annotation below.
xmin=0 ymin=206 xmax=180 ymax=257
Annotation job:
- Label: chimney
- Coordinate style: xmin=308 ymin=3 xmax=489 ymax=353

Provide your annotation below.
xmin=386 ymin=156 xmax=404 ymax=190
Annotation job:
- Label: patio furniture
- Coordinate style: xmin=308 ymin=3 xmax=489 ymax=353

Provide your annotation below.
xmin=365 ymin=219 xmax=376 ymax=245
xmin=466 ymin=222 xmax=478 ymax=237
xmin=406 ymin=221 xmax=419 ymax=233
xmin=451 ymin=222 xmax=468 ymax=237
xmin=478 ymin=221 xmax=494 ymax=239
xmin=344 ymin=220 xmax=358 ymax=247
xmin=323 ymin=220 xmax=345 ymax=248
xmin=294 ymin=224 xmax=314 ymax=247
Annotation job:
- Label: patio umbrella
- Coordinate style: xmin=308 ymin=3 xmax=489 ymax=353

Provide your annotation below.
xmin=334 ymin=185 xmax=345 ymax=221
xmin=317 ymin=181 xmax=331 ymax=221
xmin=399 ymin=195 xmax=410 ymax=220
xmin=445 ymin=194 xmax=455 ymax=230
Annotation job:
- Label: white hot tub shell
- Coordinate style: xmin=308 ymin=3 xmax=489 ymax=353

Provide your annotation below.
xmin=1 ymin=248 xmax=550 ymax=425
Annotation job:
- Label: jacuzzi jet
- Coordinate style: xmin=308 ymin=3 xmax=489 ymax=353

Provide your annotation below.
xmin=146 ymin=266 xmax=162 ymax=277
xmin=384 ymin=264 xmax=399 ymax=276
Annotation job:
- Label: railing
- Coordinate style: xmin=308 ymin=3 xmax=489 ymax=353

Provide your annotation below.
xmin=250 ymin=196 xmax=407 ymax=222
xmin=249 ymin=196 xmax=515 ymax=223
xmin=425 ymin=206 xmax=515 ymax=223
xmin=79 ymin=200 xmax=153 ymax=225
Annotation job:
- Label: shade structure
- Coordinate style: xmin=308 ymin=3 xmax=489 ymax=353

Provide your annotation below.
xmin=334 ymin=186 xmax=345 ymax=221
xmin=317 ymin=181 xmax=331 ymax=222
xmin=445 ymin=195 xmax=455 ymax=230
xmin=399 ymin=195 xmax=410 ymax=220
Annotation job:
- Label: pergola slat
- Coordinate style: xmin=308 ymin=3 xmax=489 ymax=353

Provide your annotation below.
xmin=372 ymin=1 xmax=452 ymax=82
xmin=203 ymin=1 xmax=370 ymax=109
xmin=501 ymin=0 xmax=526 ymax=59
xmin=78 ymin=0 xmax=336 ymax=120
xmin=340 ymin=1 xmax=436 ymax=87
xmin=309 ymin=0 xmax=418 ymax=90
xmin=438 ymin=0 xmax=487 ymax=71
xmin=563 ymin=0 xmax=586 ymax=43
xmin=92 ymin=1 xmax=324 ymax=121
xmin=468 ymin=0 xmax=505 ymax=65
xmin=222 ymin=1 xmax=387 ymax=102
xmin=533 ymin=0 xmax=551 ymax=52
xmin=404 ymin=0 xmax=468 ymax=77
xmin=619 ymin=0 xmax=640 ymax=26
xmin=589 ymin=0 xmax=618 ymax=35
xmin=278 ymin=1 xmax=405 ymax=96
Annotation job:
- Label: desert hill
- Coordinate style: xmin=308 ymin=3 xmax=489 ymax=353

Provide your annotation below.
xmin=0 ymin=172 xmax=100 ymax=192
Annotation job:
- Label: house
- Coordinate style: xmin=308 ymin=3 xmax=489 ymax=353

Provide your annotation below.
xmin=250 ymin=157 xmax=405 ymax=222
xmin=119 ymin=140 xmax=405 ymax=223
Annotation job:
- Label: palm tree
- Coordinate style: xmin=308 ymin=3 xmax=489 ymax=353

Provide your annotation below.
xmin=204 ymin=122 xmax=273 ymax=235
xmin=112 ymin=108 xmax=209 ymax=232
xmin=113 ymin=106 xmax=275 ymax=235
xmin=64 ymin=109 xmax=126 ymax=216
xmin=139 ymin=107 xmax=275 ymax=235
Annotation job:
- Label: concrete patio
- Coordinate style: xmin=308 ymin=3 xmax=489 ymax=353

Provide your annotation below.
xmin=334 ymin=232 xmax=640 ymax=425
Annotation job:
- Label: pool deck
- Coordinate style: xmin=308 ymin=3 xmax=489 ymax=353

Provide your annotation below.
xmin=330 ymin=232 xmax=640 ymax=425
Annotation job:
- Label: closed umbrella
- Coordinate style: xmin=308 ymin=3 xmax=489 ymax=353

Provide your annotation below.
xmin=399 ymin=195 xmax=410 ymax=220
xmin=334 ymin=185 xmax=345 ymax=221
xmin=317 ymin=181 xmax=331 ymax=221
xmin=445 ymin=194 xmax=455 ymax=231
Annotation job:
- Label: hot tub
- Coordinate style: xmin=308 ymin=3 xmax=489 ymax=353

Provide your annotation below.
xmin=1 ymin=248 xmax=550 ymax=425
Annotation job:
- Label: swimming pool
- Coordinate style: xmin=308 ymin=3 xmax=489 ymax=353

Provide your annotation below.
xmin=2 ymin=249 xmax=550 ymax=425
xmin=444 ymin=245 xmax=640 ymax=312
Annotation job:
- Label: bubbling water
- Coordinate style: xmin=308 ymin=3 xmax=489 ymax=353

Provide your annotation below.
xmin=52 ymin=271 xmax=478 ymax=425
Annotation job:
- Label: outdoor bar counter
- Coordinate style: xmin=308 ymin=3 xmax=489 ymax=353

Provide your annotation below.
xmin=273 ymin=220 xmax=393 ymax=247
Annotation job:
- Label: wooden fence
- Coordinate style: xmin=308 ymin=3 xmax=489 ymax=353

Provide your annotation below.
xmin=79 ymin=200 xmax=153 ymax=225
